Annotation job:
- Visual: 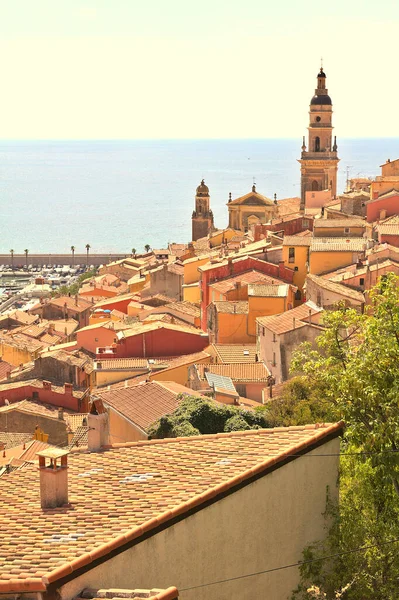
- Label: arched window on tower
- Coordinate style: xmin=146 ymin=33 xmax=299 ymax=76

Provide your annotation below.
xmin=314 ymin=137 xmax=320 ymax=152
xmin=312 ymin=180 xmax=319 ymax=191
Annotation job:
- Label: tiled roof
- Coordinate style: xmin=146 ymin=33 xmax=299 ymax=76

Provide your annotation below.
xmin=209 ymin=269 xmax=281 ymax=295
xmin=197 ymin=362 xmax=270 ymax=382
xmin=64 ymin=414 xmax=88 ymax=432
xmin=0 ymin=359 xmax=13 ymax=381
xmin=96 ymin=381 xmax=198 ymax=431
xmin=149 ymin=351 xmax=211 ymax=374
xmin=47 ymin=296 xmax=93 ymax=311
xmin=4 ymin=310 xmax=38 ymax=325
xmin=369 ymin=188 xmax=399 ymax=201
xmin=247 ymin=284 xmax=289 ymax=297
xmin=228 ymin=189 xmax=274 ymax=206
xmin=94 ymin=358 xmax=149 ymax=370
xmin=0 ymin=379 xmax=84 ymax=399
xmin=306 ymin=274 xmax=365 ymax=303
xmin=0 ymin=432 xmax=32 ymax=450
xmin=256 ymin=301 xmax=323 ymax=334
xmin=210 ymin=344 xmax=257 ymax=363
xmin=0 ymin=423 xmax=342 ymax=592
xmin=166 ymin=301 xmax=200 ymax=318
xmin=0 ymin=440 xmax=53 ymax=467
xmin=0 ymin=332 xmax=47 ymax=352
xmin=313 ymin=219 xmax=366 ymax=228
xmin=283 ymin=236 xmax=312 ymax=247
xmin=116 ymin=321 xmax=207 ymax=340
xmin=0 ymin=399 xmax=74 ymax=420
xmin=311 ymin=238 xmax=368 ymax=252
xmin=213 ymin=301 xmax=249 ymax=314
xmin=376 ymin=221 xmax=399 ymax=235
xmin=276 ymin=196 xmax=301 ymax=217
xmin=39 ymin=349 xmax=93 ymax=373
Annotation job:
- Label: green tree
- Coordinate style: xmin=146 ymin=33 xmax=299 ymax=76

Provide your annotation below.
xmin=147 ymin=395 xmax=266 ymax=439
xmin=144 ymin=244 xmax=151 ymax=253
xmin=290 ymin=274 xmax=399 ymax=599
xmin=85 ymin=243 xmax=91 ymax=266
xmin=9 ymin=249 xmax=14 ymax=270
xmin=131 ymin=247 xmax=136 ymax=258
xmin=24 ymin=248 xmax=29 ymax=268
xmin=70 ymin=245 xmax=75 ymax=266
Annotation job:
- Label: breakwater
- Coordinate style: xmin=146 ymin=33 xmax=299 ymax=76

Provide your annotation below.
xmin=0 ymin=254 xmax=129 ymax=267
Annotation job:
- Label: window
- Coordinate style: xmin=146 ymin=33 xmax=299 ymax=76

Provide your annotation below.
xmin=360 ymin=278 xmax=365 ymax=286
xmin=272 ymin=352 xmax=276 ymax=367
xmin=314 ymin=137 xmax=320 ymax=152
xmin=317 ymin=293 xmax=322 ymax=306
xmin=273 ymin=333 xmax=276 ymax=342
xmin=288 ymin=247 xmax=295 ymax=263
xmin=303 ymin=219 xmax=309 ymax=227
xmin=344 ymin=227 xmax=350 ymax=234
xmin=262 ymin=327 xmax=265 ymax=336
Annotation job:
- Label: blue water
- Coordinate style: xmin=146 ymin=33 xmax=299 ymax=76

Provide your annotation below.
xmin=0 ymin=138 xmax=398 ymax=253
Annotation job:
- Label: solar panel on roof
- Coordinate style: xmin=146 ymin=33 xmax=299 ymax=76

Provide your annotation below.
xmin=205 ymin=372 xmax=236 ymax=392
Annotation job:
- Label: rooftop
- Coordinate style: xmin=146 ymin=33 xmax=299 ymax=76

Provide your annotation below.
xmin=311 ymin=238 xmax=368 ymax=252
xmin=247 ymin=284 xmax=290 ymax=297
xmin=0 ymin=422 xmax=343 ymax=592
xmin=208 ymin=344 xmax=257 ymax=363
xmin=257 ymin=301 xmax=323 ymax=335
xmin=209 ymin=269 xmax=282 ymax=295
xmin=45 ymin=296 xmax=93 ymax=312
xmin=283 ymin=236 xmax=312 ymax=247
xmin=313 ymin=219 xmax=366 ymax=228
xmin=213 ymin=301 xmax=249 ymax=314
xmin=197 ymin=362 xmax=270 ymax=382
xmin=306 ymin=274 xmax=365 ymax=303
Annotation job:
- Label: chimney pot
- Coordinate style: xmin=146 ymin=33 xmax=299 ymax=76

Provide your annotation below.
xmin=37 ymin=448 xmax=69 ymax=509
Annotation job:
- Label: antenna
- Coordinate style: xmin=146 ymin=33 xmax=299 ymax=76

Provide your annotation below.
xmin=320 ymin=56 xmax=323 ymax=69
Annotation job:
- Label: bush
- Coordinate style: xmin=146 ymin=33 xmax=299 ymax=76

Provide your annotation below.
xmin=224 ymin=414 xmax=251 ymax=432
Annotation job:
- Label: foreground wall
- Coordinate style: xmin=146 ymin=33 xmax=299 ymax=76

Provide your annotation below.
xmin=58 ymin=438 xmax=339 ymax=600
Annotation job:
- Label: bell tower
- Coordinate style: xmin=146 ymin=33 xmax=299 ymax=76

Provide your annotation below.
xmin=298 ymin=67 xmax=339 ymax=210
xmin=192 ymin=179 xmax=214 ymax=241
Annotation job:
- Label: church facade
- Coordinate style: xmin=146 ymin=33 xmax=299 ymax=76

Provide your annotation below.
xmin=298 ymin=68 xmax=339 ymax=210
xmin=227 ymin=185 xmax=278 ymax=232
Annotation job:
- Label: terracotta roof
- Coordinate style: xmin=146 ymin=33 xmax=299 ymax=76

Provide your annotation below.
xmin=247 ymin=284 xmax=289 ymax=297
xmin=94 ymin=358 xmax=148 ymax=370
xmin=209 ymin=344 xmax=257 ymax=364
xmin=116 ymin=321 xmax=207 ymax=340
xmin=3 ymin=440 xmax=52 ymax=465
xmin=0 ymin=432 xmax=32 ymax=450
xmin=313 ymin=219 xmax=366 ymax=229
xmin=0 ymin=379 xmax=84 ymax=399
xmin=2 ymin=310 xmax=38 ymax=326
xmin=41 ymin=333 xmax=63 ymax=346
xmin=39 ymin=349 xmax=93 ymax=373
xmin=47 ymin=296 xmax=93 ymax=312
xmin=0 ymin=399 xmax=74 ymax=420
xmin=149 ymin=351 xmax=211 ymax=374
xmin=197 ymin=362 xmax=270 ymax=382
xmin=376 ymin=220 xmax=399 ymax=235
xmin=96 ymin=380 xmax=196 ymax=432
xmin=165 ymin=301 xmax=200 ymax=318
xmin=311 ymin=238 xmax=368 ymax=252
xmin=0 ymin=332 xmax=47 ymax=352
xmin=306 ymin=274 xmax=365 ymax=303
xmin=209 ymin=269 xmax=281 ymax=295
xmin=276 ymin=196 xmax=301 ymax=217
xmin=0 ymin=359 xmax=13 ymax=381
xmin=0 ymin=422 xmax=343 ymax=592
xmin=213 ymin=301 xmax=248 ymax=314
xmin=256 ymin=301 xmax=323 ymax=334
xmin=283 ymin=236 xmax=312 ymax=247
xmin=370 ymin=188 xmax=399 ymax=201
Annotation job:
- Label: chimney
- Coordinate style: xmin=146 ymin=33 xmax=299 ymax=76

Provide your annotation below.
xmin=37 ymin=448 xmax=69 ymax=509
xmin=58 ymin=407 xmax=64 ymax=420
xmin=308 ymin=309 xmax=312 ymax=324
xmin=293 ymin=317 xmax=296 ymax=329
xmin=87 ymin=400 xmax=108 ymax=451
xmin=228 ymin=257 xmax=233 ymax=275
xmin=75 ymin=294 xmax=78 ymax=306
xmin=48 ymin=322 xmax=55 ymax=334
xmin=64 ymin=383 xmax=73 ymax=394
xmin=43 ymin=380 xmax=52 ymax=391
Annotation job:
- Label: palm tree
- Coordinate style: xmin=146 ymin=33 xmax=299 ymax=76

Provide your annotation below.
xmin=24 ymin=249 xmax=29 ymax=268
xmin=70 ymin=245 xmax=75 ymax=267
xmin=85 ymin=244 xmax=91 ymax=267
xmin=9 ymin=249 xmax=14 ymax=270
xmin=131 ymin=248 xmax=136 ymax=258
xmin=144 ymin=244 xmax=151 ymax=253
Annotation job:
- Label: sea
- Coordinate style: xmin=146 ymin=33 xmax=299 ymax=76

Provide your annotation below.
xmin=0 ymin=138 xmax=398 ymax=254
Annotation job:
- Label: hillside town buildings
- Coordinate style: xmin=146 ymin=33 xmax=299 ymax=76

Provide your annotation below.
xmin=0 ymin=65 xmax=397 ymax=598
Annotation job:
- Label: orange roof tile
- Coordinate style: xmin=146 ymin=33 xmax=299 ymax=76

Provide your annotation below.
xmin=0 ymin=379 xmax=84 ymax=399
xmin=0 ymin=423 xmax=343 ymax=592
xmin=48 ymin=296 xmax=94 ymax=312
xmin=209 ymin=270 xmax=280 ymax=295
xmin=209 ymin=344 xmax=257 ymax=363
xmin=0 ymin=359 xmax=13 ymax=381
xmin=256 ymin=301 xmax=323 ymax=334
xmin=197 ymin=362 xmax=270 ymax=382
xmin=96 ymin=380 xmax=196 ymax=431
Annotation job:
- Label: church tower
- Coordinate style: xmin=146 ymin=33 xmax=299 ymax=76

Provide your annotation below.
xmin=192 ymin=179 xmax=214 ymax=241
xmin=298 ymin=67 xmax=339 ymax=210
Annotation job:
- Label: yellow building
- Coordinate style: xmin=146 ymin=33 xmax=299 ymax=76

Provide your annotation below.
xmin=227 ymin=184 xmax=278 ymax=232
xmin=247 ymin=283 xmax=294 ymax=336
xmin=298 ymin=67 xmax=339 ymax=210
xmin=282 ymin=236 xmax=311 ymax=292
xmin=309 ymin=237 xmax=368 ymax=275
xmin=149 ymin=351 xmax=211 ymax=386
xmin=313 ymin=218 xmax=367 ymax=238
xmin=182 ymin=254 xmax=215 ymax=303
xmin=208 ymin=228 xmax=242 ymax=248
xmin=370 ymin=158 xmax=399 ymax=199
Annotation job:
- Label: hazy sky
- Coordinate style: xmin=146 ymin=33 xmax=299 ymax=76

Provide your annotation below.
xmin=1 ymin=0 xmax=398 ymax=139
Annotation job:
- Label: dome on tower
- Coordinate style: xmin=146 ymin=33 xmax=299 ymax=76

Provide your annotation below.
xmin=196 ymin=179 xmax=209 ymax=196
xmin=310 ymin=94 xmax=332 ymax=105
xmin=317 ymin=68 xmax=326 ymax=78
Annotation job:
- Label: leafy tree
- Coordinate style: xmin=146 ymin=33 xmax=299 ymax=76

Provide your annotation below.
xmin=289 ymin=273 xmax=399 ymax=599
xmin=24 ymin=248 xmax=29 ymax=267
xmin=131 ymin=248 xmax=136 ymax=258
xmin=9 ymin=249 xmax=14 ymax=270
xmin=147 ymin=395 xmax=267 ymax=439
xmin=85 ymin=243 xmax=91 ymax=265
xmin=144 ymin=244 xmax=151 ymax=253
xmin=52 ymin=268 xmax=98 ymax=297
xmin=70 ymin=245 xmax=75 ymax=266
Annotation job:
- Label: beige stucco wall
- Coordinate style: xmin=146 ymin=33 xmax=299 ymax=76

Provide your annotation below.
xmin=95 ymin=368 xmax=148 ymax=387
xmin=107 ymin=406 xmax=147 ymax=444
xmin=58 ymin=438 xmax=340 ymax=600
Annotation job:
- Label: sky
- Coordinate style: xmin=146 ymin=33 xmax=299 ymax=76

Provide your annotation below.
xmin=0 ymin=0 xmax=398 ymax=139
